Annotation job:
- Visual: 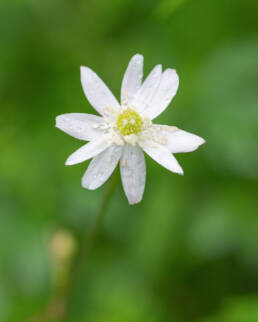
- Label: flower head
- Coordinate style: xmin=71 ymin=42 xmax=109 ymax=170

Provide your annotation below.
xmin=56 ymin=54 xmax=205 ymax=204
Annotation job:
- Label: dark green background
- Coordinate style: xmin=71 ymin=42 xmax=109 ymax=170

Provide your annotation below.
xmin=1 ymin=0 xmax=258 ymax=321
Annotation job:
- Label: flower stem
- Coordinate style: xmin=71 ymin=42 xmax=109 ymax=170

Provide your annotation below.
xmin=28 ymin=170 xmax=119 ymax=322
xmin=77 ymin=168 xmax=119 ymax=262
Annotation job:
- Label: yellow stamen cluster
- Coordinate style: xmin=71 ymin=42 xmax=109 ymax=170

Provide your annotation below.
xmin=117 ymin=108 xmax=143 ymax=136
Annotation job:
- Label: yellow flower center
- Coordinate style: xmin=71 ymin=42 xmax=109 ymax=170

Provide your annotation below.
xmin=117 ymin=108 xmax=143 ymax=136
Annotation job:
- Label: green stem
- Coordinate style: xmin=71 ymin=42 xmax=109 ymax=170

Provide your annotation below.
xmin=29 ymin=171 xmax=119 ymax=322
xmin=80 ymin=168 xmax=119 ymax=259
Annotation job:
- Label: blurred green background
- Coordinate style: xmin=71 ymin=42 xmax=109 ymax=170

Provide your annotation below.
xmin=1 ymin=0 xmax=258 ymax=321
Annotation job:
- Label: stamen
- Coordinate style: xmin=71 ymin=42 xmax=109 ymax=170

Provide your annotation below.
xmin=124 ymin=134 xmax=138 ymax=145
xmin=121 ymin=159 xmax=126 ymax=167
xmin=160 ymin=135 xmax=168 ymax=145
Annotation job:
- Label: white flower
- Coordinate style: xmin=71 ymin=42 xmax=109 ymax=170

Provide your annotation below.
xmin=56 ymin=54 xmax=205 ymax=205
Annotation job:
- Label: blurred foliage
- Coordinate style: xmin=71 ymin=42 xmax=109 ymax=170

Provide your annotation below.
xmin=200 ymin=296 xmax=258 ymax=322
xmin=0 ymin=0 xmax=258 ymax=321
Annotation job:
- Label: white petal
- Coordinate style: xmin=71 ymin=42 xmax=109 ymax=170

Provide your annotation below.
xmin=120 ymin=144 xmax=146 ymax=205
xmin=154 ymin=125 xmax=205 ymax=153
xmin=82 ymin=145 xmax=122 ymax=190
xmin=80 ymin=66 xmax=120 ymax=116
xmin=56 ymin=113 xmax=104 ymax=141
xmin=139 ymin=140 xmax=183 ymax=175
xmin=121 ymin=54 xmax=144 ymax=106
xmin=143 ymin=69 xmax=179 ymax=120
xmin=65 ymin=134 xmax=110 ymax=166
xmin=132 ymin=64 xmax=162 ymax=114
